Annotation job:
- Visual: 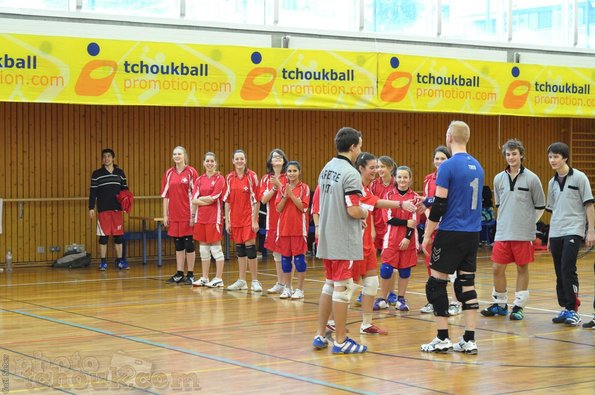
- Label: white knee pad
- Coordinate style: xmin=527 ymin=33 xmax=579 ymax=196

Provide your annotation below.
xmin=362 ymin=276 xmax=379 ymax=297
xmin=210 ymin=244 xmax=224 ymax=261
xmin=322 ymin=280 xmax=334 ymax=296
xmin=332 ymin=278 xmax=355 ymax=303
xmin=273 ymin=251 xmax=281 ymax=262
xmin=199 ymin=245 xmax=211 ymax=261
xmin=514 ymin=290 xmax=529 ymax=308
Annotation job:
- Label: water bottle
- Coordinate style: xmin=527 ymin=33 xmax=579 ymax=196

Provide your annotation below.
xmin=5 ymin=250 xmax=12 ymax=272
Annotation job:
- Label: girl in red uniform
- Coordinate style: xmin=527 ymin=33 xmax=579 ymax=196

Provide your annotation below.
xmin=259 ymin=149 xmax=289 ymax=294
xmin=377 ymin=166 xmax=419 ymax=311
xmin=275 ymin=161 xmax=310 ymax=299
xmin=223 ymin=150 xmax=261 ymax=292
xmin=161 ymin=146 xmax=199 ymax=285
xmin=191 ymin=152 xmax=226 ymax=288
xmin=370 ymin=156 xmax=397 ymax=252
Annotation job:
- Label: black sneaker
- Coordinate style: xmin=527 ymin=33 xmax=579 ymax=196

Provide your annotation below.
xmin=183 ymin=275 xmax=195 ymax=285
xmin=166 ymin=273 xmax=185 ymax=284
xmin=582 ymin=315 xmax=595 ymax=329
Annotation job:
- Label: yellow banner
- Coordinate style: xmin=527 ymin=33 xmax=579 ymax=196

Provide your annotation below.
xmin=0 ymin=33 xmax=593 ymax=117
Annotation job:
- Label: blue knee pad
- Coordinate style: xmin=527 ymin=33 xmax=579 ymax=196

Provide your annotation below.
xmin=380 ymin=263 xmax=394 ymax=279
xmin=294 ymin=254 xmax=306 ymax=272
xmin=98 ymin=236 xmax=109 ymax=245
xmin=281 ymin=256 xmax=292 ymax=273
xmin=398 ymin=267 xmax=411 ymax=279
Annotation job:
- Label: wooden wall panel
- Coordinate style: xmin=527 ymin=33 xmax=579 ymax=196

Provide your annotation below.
xmin=1 ymin=102 xmax=592 ymax=265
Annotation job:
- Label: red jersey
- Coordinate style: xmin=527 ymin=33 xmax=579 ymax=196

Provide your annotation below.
xmin=423 ymin=171 xmax=438 ymax=199
xmin=260 ymin=173 xmax=287 ymax=231
xmin=360 ymin=184 xmax=379 ymax=256
xmin=275 ymin=181 xmax=310 ymax=237
xmin=370 ymin=177 xmax=396 ymax=241
xmin=383 ymin=188 xmax=419 ymax=251
xmin=161 ymin=166 xmax=198 ymax=222
xmin=192 ymin=172 xmax=225 ymax=225
xmin=223 ymin=169 xmax=259 ymax=227
xmin=311 ymin=185 xmax=320 ymax=216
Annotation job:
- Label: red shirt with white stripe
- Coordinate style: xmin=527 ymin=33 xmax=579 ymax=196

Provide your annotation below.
xmin=370 ymin=177 xmax=396 ymax=246
xmin=275 ymin=181 xmax=310 ymax=237
xmin=383 ymin=188 xmax=419 ymax=251
xmin=161 ymin=166 xmax=198 ymax=222
xmin=192 ymin=172 xmax=225 ymax=225
xmin=223 ymin=169 xmax=259 ymax=227
xmin=260 ymin=173 xmax=287 ymax=231
xmin=360 ymin=185 xmax=380 ymax=256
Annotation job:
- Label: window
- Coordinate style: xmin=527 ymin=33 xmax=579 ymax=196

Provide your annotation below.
xmin=362 ymin=0 xmax=435 ymax=36
xmin=81 ymin=0 xmax=180 ymax=18
xmin=441 ymin=0 xmax=508 ymax=42
xmin=185 ymin=0 xmax=266 ymax=25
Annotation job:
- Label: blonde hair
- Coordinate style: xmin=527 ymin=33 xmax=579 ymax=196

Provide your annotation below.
xmin=173 ymin=146 xmax=189 ymax=165
xmin=447 ymin=121 xmax=470 ymax=144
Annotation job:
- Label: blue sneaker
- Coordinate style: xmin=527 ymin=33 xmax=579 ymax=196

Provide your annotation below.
xmin=481 ymin=303 xmax=508 ymax=317
xmin=387 ymin=292 xmax=398 ymax=306
xmin=396 ymin=297 xmax=409 ymax=311
xmin=373 ymin=298 xmax=388 ymax=311
xmin=354 ymin=292 xmax=362 ymax=307
xmin=99 ymin=260 xmax=107 ymax=271
xmin=332 ymin=337 xmax=367 ymax=354
xmin=312 ymin=335 xmax=329 ymax=349
xmin=117 ymin=259 xmax=129 ymax=270
xmin=564 ymin=311 xmax=582 ymax=326
xmin=552 ymin=309 xmax=571 ymax=324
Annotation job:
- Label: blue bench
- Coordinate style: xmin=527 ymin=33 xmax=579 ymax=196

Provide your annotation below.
xmin=122 ymin=230 xmax=169 ymax=265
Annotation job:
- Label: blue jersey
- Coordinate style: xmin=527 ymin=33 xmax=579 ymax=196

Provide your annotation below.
xmin=435 ymin=152 xmax=484 ymax=232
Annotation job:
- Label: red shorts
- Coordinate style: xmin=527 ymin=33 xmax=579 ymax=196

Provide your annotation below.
xmin=276 ymin=235 xmax=307 ymax=257
xmin=264 ymin=228 xmax=279 ymax=252
xmin=167 ymin=221 xmax=194 ymax=238
xmin=230 ymin=226 xmax=256 ymax=244
xmin=323 ymin=259 xmax=353 ymax=281
xmin=193 ymin=223 xmax=222 ymax=243
xmin=491 ymin=241 xmax=534 ymax=266
xmin=97 ymin=211 xmax=124 ymax=236
xmin=353 ymin=250 xmax=378 ymax=281
xmin=381 ymin=248 xmax=418 ymax=269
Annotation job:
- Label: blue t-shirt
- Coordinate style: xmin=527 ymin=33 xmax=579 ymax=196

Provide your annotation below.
xmin=435 ymin=152 xmax=484 ymax=232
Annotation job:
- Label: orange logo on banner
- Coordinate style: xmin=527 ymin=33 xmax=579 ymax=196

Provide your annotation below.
xmin=75 ymin=42 xmax=117 ymax=96
xmin=240 ymin=51 xmax=276 ymax=101
xmin=503 ymin=66 xmax=530 ymax=109
xmin=381 ymin=56 xmax=412 ymax=102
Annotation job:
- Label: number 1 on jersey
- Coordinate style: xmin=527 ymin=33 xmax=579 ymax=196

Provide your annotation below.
xmin=469 ymin=178 xmax=479 ymax=210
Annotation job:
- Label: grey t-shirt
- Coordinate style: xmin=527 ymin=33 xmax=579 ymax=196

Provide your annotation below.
xmin=546 ymin=167 xmax=594 ymax=238
xmin=316 ymin=156 xmax=363 ymax=260
xmin=494 ymin=167 xmax=545 ymax=241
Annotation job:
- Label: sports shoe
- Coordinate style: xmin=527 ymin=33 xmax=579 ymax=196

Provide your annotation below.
xmin=291 ymin=288 xmax=304 ymax=300
xmin=326 ymin=322 xmax=336 ymax=332
xmin=453 ymin=338 xmax=478 ymax=355
xmin=183 ymin=275 xmax=195 ymax=285
xmin=448 ymin=302 xmax=462 ymax=316
xmin=387 ymin=292 xmax=398 ymax=306
xmin=279 ymin=287 xmax=292 ymax=299
xmin=226 ymin=279 xmax=248 ymax=291
xmin=396 ymin=297 xmax=409 ymax=311
xmin=166 ymin=273 xmax=185 ymax=284
xmin=251 ymin=280 xmax=263 ymax=292
xmin=332 ymin=337 xmax=367 ymax=354
xmin=552 ymin=309 xmax=572 ymax=323
xmin=360 ymin=323 xmax=388 ymax=335
xmin=354 ymin=292 xmax=363 ymax=307
xmin=564 ymin=310 xmax=582 ymax=326
xmin=420 ymin=303 xmax=434 ymax=314
xmin=192 ymin=277 xmax=209 ymax=287
xmin=99 ymin=260 xmax=107 ymax=271
xmin=312 ymin=335 xmax=329 ymax=349
xmin=481 ymin=303 xmax=508 ymax=317
xmin=582 ymin=314 xmax=595 ymax=329
xmin=267 ymin=282 xmax=285 ymax=294
xmin=420 ymin=337 xmax=453 ymax=353
xmin=117 ymin=259 xmax=129 ymax=270
xmin=510 ymin=305 xmax=524 ymax=321
xmin=206 ymin=277 xmax=224 ymax=288
xmin=373 ymin=298 xmax=388 ymax=311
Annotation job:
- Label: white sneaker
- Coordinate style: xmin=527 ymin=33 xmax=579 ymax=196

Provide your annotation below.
xmin=279 ymin=287 xmax=292 ymax=299
xmin=453 ymin=338 xmax=478 ymax=354
xmin=226 ymin=279 xmax=248 ymax=291
xmin=251 ymin=280 xmax=263 ymax=292
xmin=291 ymin=289 xmax=304 ymax=300
xmin=448 ymin=303 xmax=462 ymax=316
xmin=192 ymin=277 xmax=209 ymax=287
xmin=420 ymin=337 xmax=453 ymax=353
xmin=206 ymin=277 xmax=224 ymax=288
xmin=267 ymin=282 xmax=285 ymax=294
xmin=420 ymin=303 xmax=434 ymax=314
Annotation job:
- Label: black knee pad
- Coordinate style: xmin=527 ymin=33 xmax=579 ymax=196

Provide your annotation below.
xmin=236 ymin=244 xmax=246 ymax=258
xmin=184 ymin=236 xmax=195 ymax=253
xmin=246 ymin=245 xmax=257 ymax=259
xmin=113 ymin=235 xmax=123 ymax=244
xmin=455 ymin=273 xmax=479 ymax=310
xmin=98 ymin=236 xmax=109 ymax=245
xmin=426 ymin=277 xmax=449 ymax=317
xmin=174 ymin=237 xmax=185 ymax=251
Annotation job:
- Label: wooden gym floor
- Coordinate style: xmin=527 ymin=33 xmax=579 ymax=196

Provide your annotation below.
xmin=0 ymin=248 xmax=593 ymax=394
